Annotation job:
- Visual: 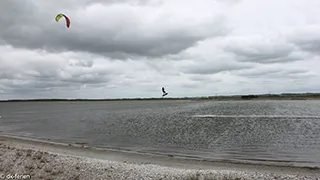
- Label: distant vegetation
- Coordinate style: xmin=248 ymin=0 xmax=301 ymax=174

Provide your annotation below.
xmin=1 ymin=93 xmax=320 ymax=102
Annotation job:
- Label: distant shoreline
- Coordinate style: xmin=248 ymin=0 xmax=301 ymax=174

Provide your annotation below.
xmin=1 ymin=93 xmax=320 ymax=102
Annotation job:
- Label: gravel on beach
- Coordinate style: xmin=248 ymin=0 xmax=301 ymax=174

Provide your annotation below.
xmin=0 ymin=138 xmax=319 ymax=180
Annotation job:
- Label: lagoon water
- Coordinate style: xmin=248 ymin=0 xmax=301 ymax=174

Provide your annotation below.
xmin=0 ymin=100 xmax=320 ymax=168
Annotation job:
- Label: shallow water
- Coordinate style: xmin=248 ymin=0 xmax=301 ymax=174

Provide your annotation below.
xmin=0 ymin=100 xmax=319 ymax=168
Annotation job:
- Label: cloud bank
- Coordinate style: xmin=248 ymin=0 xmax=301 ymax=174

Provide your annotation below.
xmin=1 ymin=0 xmax=320 ymax=99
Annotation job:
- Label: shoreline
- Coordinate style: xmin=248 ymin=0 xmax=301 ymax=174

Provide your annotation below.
xmin=0 ymin=135 xmax=319 ymax=180
xmin=1 ymin=93 xmax=320 ymax=102
xmin=1 ymin=98 xmax=320 ymax=103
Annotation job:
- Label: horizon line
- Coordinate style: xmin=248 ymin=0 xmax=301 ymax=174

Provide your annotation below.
xmin=1 ymin=92 xmax=320 ymax=101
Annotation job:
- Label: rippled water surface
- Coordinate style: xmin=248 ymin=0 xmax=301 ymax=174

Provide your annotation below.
xmin=0 ymin=100 xmax=320 ymax=168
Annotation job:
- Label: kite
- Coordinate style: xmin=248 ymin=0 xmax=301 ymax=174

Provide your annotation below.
xmin=55 ymin=13 xmax=70 ymax=28
xmin=162 ymin=87 xmax=168 ymax=97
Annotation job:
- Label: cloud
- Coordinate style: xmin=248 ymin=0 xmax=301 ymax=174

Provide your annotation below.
xmin=0 ymin=45 xmax=139 ymax=97
xmin=287 ymin=25 xmax=320 ymax=55
xmin=181 ymin=59 xmax=251 ymax=75
xmin=233 ymin=64 xmax=317 ymax=80
xmin=222 ymin=35 xmax=305 ymax=64
xmin=1 ymin=0 xmax=320 ymax=99
xmin=0 ymin=0 xmax=228 ymax=59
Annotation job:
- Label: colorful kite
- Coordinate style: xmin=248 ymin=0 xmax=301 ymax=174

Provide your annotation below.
xmin=55 ymin=13 xmax=70 ymax=28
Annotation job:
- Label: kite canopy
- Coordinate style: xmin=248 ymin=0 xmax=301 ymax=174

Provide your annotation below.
xmin=55 ymin=13 xmax=70 ymax=28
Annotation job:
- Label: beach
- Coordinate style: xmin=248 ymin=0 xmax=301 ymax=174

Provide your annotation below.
xmin=0 ymin=135 xmax=319 ymax=180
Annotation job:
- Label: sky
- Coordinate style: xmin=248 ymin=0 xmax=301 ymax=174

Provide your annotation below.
xmin=0 ymin=0 xmax=320 ymax=99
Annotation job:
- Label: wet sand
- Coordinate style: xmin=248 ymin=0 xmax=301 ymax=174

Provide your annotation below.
xmin=0 ymin=135 xmax=319 ymax=180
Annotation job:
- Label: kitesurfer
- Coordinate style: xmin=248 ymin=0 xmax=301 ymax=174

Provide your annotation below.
xmin=162 ymin=87 xmax=168 ymax=97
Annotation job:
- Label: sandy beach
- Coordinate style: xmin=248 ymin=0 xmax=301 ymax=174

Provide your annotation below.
xmin=0 ymin=135 xmax=318 ymax=180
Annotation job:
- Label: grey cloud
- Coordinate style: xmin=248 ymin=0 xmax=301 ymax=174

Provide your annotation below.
xmin=234 ymin=51 xmax=300 ymax=64
xmin=180 ymin=83 xmax=200 ymax=89
xmin=0 ymin=58 xmax=112 ymax=95
xmin=295 ymin=40 xmax=320 ymax=54
xmin=223 ymin=37 xmax=304 ymax=64
xmin=234 ymin=66 xmax=316 ymax=80
xmin=0 ymin=0 xmax=228 ymax=59
xmin=68 ymin=59 xmax=94 ymax=67
xmin=283 ymin=25 xmax=320 ymax=57
xmin=188 ymin=75 xmax=213 ymax=82
xmin=0 ymin=70 xmax=110 ymax=91
xmin=60 ymin=72 xmax=111 ymax=84
xmin=182 ymin=60 xmax=251 ymax=75
xmin=288 ymin=26 xmax=320 ymax=54
xmin=0 ymin=75 xmax=110 ymax=96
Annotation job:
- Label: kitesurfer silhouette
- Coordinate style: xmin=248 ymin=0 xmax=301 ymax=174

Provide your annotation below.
xmin=162 ymin=87 xmax=168 ymax=97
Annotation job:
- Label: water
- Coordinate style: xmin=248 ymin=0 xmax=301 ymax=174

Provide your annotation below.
xmin=0 ymin=100 xmax=319 ymax=168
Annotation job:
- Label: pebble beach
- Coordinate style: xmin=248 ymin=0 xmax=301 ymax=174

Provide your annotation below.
xmin=0 ymin=135 xmax=319 ymax=180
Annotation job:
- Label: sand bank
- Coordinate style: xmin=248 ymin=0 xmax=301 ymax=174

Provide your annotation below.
xmin=0 ymin=135 xmax=319 ymax=180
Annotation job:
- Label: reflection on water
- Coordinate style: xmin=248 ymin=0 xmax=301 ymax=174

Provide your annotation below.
xmin=0 ymin=100 xmax=320 ymax=168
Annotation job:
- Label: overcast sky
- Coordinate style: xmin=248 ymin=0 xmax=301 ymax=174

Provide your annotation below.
xmin=0 ymin=0 xmax=320 ymax=99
